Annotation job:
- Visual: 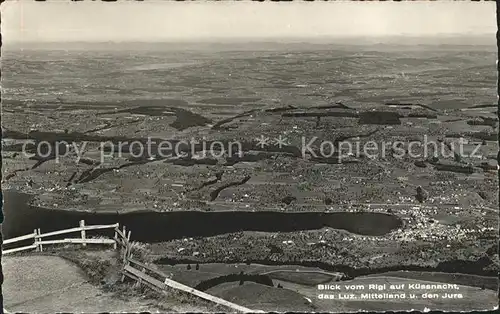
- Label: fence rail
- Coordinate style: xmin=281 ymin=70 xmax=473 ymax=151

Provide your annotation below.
xmin=38 ymin=238 xmax=116 ymax=245
xmin=3 ymin=220 xmax=262 ymax=313
xmin=2 ymin=244 xmax=38 ymax=255
xmin=2 ymin=232 xmax=37 ymax=245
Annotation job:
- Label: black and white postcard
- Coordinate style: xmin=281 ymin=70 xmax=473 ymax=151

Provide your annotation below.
xmin=1 ymin=1 xmax=498 ymax=313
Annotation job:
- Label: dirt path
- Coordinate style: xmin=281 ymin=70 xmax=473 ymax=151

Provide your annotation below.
xmin=2 ymin=255 xmax=163 ymax=313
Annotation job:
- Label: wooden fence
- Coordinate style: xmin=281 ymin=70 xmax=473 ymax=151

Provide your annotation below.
xmin=3 ymin=220 xmax=118 ymax=254
xmin=3 ymin=220 xmax=262 ymax=313
xmin=114 ymin=227 xmax=262 ymax=313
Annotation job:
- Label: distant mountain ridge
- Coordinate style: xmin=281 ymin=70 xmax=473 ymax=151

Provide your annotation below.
xmin=3 ymin=35 xmax=496 ymax=52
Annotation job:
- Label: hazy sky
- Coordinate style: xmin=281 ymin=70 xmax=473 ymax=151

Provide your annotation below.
xmin=1 ymin=1 xmax=496 ymax=43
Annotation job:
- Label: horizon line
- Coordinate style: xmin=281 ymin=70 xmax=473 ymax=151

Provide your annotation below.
xmin=4 ymin=33 xmax=496 ymax=45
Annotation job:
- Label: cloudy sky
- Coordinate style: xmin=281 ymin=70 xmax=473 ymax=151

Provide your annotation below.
xmin=1 ymin=1 xmax=496 ymax=43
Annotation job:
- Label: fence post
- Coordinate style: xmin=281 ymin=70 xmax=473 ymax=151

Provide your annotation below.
xmin=113 ymin=226 xmax=118 ymax=250
xmin=37 ymin=228 xmax=43 ymax=252
xmin=122 ymin=226 xmax=127 ymax=250
xmin=33 ymin=229 xmax=40 ymax=252
xmin=122 ymin=225 xmax=127 ymax=244
xmin=80 ymin=220 xmax=86 ymax=247
xmin=120 ymin=226 xmax=128 ymax=283
xmin=126 ymin=231 xmax=132 ymax=261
